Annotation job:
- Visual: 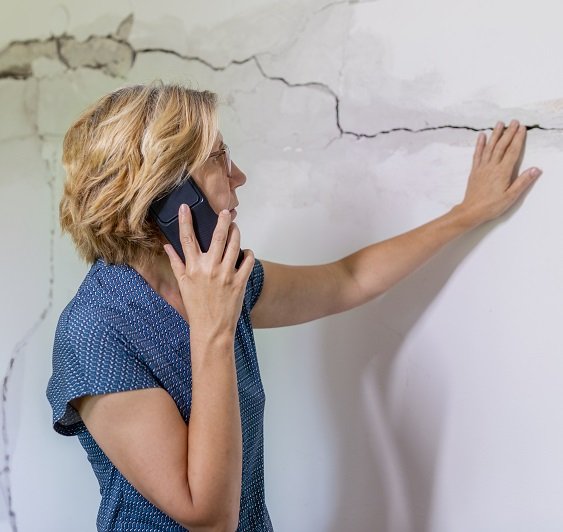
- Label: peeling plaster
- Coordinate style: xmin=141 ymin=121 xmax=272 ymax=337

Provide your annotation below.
xmin=0 ymin=15 xmax=134 ymax=79
xmin=0 ymin=40 xmax=58 ymax=80
xmin=0 ymin=34 xmax=134 ymax=79
xmin=57 ymin=35 xmax=134 ymax=77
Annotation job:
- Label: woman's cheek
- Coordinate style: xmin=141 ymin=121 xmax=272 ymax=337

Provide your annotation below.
xmin=208 ymin=189 xmax=230 ymax=214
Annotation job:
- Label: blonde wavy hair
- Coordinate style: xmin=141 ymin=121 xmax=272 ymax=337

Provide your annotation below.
xmin=60 ymin=82 xmax=219 ymax=265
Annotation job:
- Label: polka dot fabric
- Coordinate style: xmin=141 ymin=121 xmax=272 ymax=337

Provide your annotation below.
xmin=46 ymin=258 xmax=273 ymax=531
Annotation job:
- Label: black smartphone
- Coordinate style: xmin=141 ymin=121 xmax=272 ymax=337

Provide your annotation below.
xmin=150 ymin=175 xmax=244 ymax=268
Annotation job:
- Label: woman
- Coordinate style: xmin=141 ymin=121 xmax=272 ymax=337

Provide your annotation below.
xmin=46 ymin=82 xmax=541 ymax=531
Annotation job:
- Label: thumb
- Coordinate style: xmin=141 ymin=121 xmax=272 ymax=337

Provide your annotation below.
xmin=163 ymin=244 xmax=186 ymax=280
xmin=508 ymin=166 xmax=542 ymax=199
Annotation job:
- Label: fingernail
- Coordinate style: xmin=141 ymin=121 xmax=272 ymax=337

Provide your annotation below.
xmin=180 ymin=204 xmax=188 ymax=214
xmin=221 ymin=209 xmax=230 ymax=216
xmin=530 ymin=168 xmax=542 ymax=178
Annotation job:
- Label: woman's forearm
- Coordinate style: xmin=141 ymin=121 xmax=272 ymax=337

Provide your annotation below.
xmin=341 ymin=204 xmax=478 ymax=305
xmin=186 ymin=328 xmax=242 ymax=530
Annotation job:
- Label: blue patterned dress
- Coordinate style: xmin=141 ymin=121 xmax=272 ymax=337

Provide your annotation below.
xmin=46 ymin=258 xmax=273 ymax=531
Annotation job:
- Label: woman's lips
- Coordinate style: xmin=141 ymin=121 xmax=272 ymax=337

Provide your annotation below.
xmin=230 ymin=208 xmax=237 ymax=220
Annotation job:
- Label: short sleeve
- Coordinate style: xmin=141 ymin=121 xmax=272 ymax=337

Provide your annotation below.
xmin=244 ymin=258 xmax=264 ymax=312
xmin=46 ymin=308 xmax=161 ymax=436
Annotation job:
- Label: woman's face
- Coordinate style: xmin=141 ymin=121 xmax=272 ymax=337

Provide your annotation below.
xmin=190 ymin=132 xmax=246 ymax=220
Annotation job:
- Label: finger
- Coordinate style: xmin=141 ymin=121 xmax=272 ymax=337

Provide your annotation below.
xmin=178 ymin=203 xmax=201 ymax=263
xmin=163 ymin=244 xmax=186 ymax=279
xmin=235 ymin=249 xmax=255 ymax=281
xmin=208 ymin=209 xmax=232 ymax=262
xmin=506 ymin=166 xmax=542 ymax=201
xmin=491 ymin=119 xmax=520 ymax=162
xmin=222 ymin=222 xmax=241 ymax=267
xmin=482 ymin=121 xmax=505 ymax=162
xmin=471 ymin=132 xmax=486 ymax=170
xmin=504 ymin=125 xmax=527 ymax=167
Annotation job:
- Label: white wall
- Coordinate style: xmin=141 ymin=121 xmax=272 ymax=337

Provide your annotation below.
xmin=1 ymin=1 xmax=562 ymax=531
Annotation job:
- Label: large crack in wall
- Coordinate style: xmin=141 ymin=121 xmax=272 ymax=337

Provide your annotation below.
xmin=0 ymin=118 xmax=56 ymax=530
xmin=2 ymin=14 xmax=561 ymax=139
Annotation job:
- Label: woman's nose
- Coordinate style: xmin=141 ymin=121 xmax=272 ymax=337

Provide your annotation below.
xmin=230 ymin=161 xmax=247 ymax=187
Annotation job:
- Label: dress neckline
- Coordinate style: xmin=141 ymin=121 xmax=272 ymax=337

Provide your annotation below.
xmin=94 ymin=258 xmax=189 ymax=330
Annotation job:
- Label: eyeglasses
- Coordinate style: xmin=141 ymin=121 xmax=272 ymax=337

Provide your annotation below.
xmin=207 ymin=143 xmax=231 ymax=177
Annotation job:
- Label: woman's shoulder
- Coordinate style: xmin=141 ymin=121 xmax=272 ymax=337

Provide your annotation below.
xmin=53 ymin=260 xmax=140 ymax=352
xmin=47 ymin=261 xmax=164 ymax=435
xmin=61 ymin=258 xmax=158 ymax=325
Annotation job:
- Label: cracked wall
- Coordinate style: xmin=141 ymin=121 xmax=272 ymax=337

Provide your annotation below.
xmin=1 ymin=1 xmax=562 ymax=531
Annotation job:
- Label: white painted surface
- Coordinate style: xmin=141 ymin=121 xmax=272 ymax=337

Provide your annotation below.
xmin=1 ymin=1 xmax=561 ymax=531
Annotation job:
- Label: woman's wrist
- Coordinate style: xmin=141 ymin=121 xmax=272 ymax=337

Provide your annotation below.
xmin=448 ymin=203 xmax=485 ymax=233
xmin=189 ymin=325 xmax=236 ymax=351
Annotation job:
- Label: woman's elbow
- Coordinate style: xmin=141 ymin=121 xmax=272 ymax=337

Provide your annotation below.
xmin=180 ymin=518 xmax=239 ymax=532
xmin=179 ymin=505 xmax=240 ymax=532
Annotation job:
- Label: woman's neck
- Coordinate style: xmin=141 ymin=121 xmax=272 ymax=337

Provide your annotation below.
xmin=130 ymin=254 xmax=188 ymax=322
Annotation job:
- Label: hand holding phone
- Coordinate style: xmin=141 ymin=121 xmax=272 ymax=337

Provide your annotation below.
xmin=150 ymin=175 xmax=244 ymax=268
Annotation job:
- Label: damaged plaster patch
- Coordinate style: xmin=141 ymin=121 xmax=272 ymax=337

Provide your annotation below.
xmin=57 ymin=35 xmax=134 ymax=77
xmin=0 ymin=34 xmax=134 ymax=79
xmin=57 ymin=13 xmax=135 ymax=76
xmin=0 ymin=40 xmax=58 ymax=80
xmin=0 ymin=15 xmax=134 ymax=79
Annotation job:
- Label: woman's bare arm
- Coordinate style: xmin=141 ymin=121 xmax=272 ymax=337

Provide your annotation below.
xmin=251 ymin=121 xmax=541 ymax=328
xmin=74 ymin=335 xmax=240 ymax=531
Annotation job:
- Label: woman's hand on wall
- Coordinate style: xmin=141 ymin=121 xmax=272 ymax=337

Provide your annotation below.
xmin=457 ymin=120 xmax=542 ymax=227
